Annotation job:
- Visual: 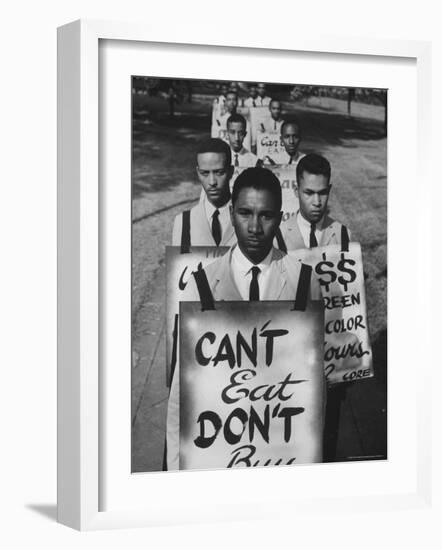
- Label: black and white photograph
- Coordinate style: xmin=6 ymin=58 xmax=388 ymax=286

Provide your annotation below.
xmin=131 ymin=75 xmax=388 ymax=472
xmin=131 ymin=77 xmax=387 ymax=473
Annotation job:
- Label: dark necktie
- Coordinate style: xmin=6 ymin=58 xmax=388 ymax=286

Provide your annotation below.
xmin=252 ymin=99 xmax=256 ymax=107
xmin=234 ymin=153 xmax=239 ymax=167
xmin=212 ymin=209 xmax=222 ymax=246
xmin=274 ymin=121 xmax=277 ymax=131
xmin=249 ymin=266 xmax=260 ymax=301
xmin=309 ymin=223 xmax=318 ymax=248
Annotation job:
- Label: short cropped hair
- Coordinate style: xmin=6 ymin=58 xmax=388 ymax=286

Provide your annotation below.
xmin=196 ymin=138 xmax=232 ymax=167
xmin=281 ymin=117 xmax=301 ymax=135
xmin=232 ymin=167 xmax=282 ymax=210
xmin=296 ymin=153 xmax=331 ymax=184
xmin=226 ymin=113 xmax=247 ymax=129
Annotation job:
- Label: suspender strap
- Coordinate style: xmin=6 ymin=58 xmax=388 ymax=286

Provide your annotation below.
xmin=275 ymin=228 xmax=287 ymax=254
xmin=193 ymin=263 xmax=216 ymax=311
xmin=168 ymin=313 xmax=179 ymax=386
xmin=341 ymin=224 xmax=350 ymax=252
xmin=292 ymin=263 xmax=312 ymax=311
xmin=180 ymin=210 xmax=191 ymax=254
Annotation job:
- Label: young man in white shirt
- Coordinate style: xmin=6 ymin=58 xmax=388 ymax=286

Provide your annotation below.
xmin=171 ymin=138 xmax=237 ymax=247
xmin=212 ymin=82 xmax=229 ymax=120
xmin=244 ymin=83 xmax=259 ymax=108
xmin=261 ymin=99 xmax=284 ymax=133
xmin=215 ymin=91 xmax=238 ymax=135
xmin=256 ymin=82 xmax=271 ymax=106
xmin=167 ymin=167 xmax=320 ymax=469
xmin=279 ymin=153 xmax=351 ymax=250
xmin=226 ymin=113 xmax=260 ymax=169
xmin=263 ymin=118 xmax=305 ymax=166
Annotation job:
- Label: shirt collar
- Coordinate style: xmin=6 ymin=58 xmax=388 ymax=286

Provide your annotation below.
xmin=231 ymin=146 xmax=246 ymax=157
xmin=297 ymin=210 xmax=324 ymax=231
xmin=231 ymin=244 xmax=274 ymax=276
xmin=204 ymin=194 xmax=230 ymax=219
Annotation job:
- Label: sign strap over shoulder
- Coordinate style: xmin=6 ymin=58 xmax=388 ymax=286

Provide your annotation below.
xmin=180 ymin=210 xmax=191 ymax=254
xmin=341 ymin=224 xmax=350 ymax=252
xmin=275 ymin=228 xmax=288 ymax=254
xmin=193 ymin=263 xmax=216 ymax=311
xmin=292 ymin=263 xmax=312 ymax=311
xmin=168 ymin=313 xmax=179 ymax=386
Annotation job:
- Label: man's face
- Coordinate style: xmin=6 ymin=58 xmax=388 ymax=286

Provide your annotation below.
xmin=225 ymin=93 xmax=238 ymax=113
xmin=227 ymin=121 xmax=247 ymax=152
xmin=249 ymin=85 xmax=258 ymax=99
xmin=231 ymin=187 xmax=282 ymax=264
xmin=269 ymin=101 xmax=282 ymax=121
xmin=295 ymin=171 xmax=331 ymax=223
xmin=197 ymin=152 xmax=232 ymax=207
xmin=281 ymin=123 xmax=301 ymax=156
xmin=220 ymin=84 xmax=228 ymax=96
xmin=257 ymin=84 xmax=266 ymax=98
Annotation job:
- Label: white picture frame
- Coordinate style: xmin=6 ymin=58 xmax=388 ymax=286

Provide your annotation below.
xmin=57 ymin=19 xmax=432 ymax=531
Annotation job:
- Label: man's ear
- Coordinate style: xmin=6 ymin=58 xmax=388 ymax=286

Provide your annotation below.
xmin=294 ymin=184 xmax=299 ymax=198
xmin=278 ymin=211 xmax=283 ymax=226
xmin=229 ymin=204 xmax=234 ymax=224
xmin=227 ymin=164 xmax=234 ymax=180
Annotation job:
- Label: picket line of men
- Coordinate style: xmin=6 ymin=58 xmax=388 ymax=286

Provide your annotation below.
xmin=173 ymin=81 xmax=351 ymax=256
xmin=171 ymin=137 xmax=351 ymax=290
xmin=168 ymin=85 xmax=353 ymax=470
xmin=212 ymin=85 xmax=303 ymax=166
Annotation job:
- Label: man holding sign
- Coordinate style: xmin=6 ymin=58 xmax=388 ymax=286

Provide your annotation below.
xmin=171 ymin=139 xmax=237 ymax=247
xmin=256 ymin=82 xmax=272 ymax=106
xmin=226 ymin=114 xmax=260 ymax=169
xmin=214 ymin=91 xmax=238 ymax=138
xmin=167 ymin=166 xmax=321 ymax=469
xmin=244 ymin=83 xmax=259 ymax=108
xmin=261 ymin=99 xmax=284 ymax=133
xmin=264 ymin=118 xmax=305 ymax=166
xmin=279 ymin=153 xmax=352 ymax=251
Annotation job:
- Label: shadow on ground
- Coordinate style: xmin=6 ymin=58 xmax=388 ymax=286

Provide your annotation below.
xmin=26 ymin=504 xmax=57 ymax=522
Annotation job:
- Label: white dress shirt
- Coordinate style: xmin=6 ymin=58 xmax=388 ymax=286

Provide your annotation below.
xmin=244 ymin=96 xmax=271 ymax=108
xmin=296 ymin=211 xmax=324 ymax=248
xmin=262 ymin=118 xmax=284 ymax=133
xmin=263 ymin=150 xmax=305 ymax=167
xmin=244 ymin=96 xmax=258 ymax=108
xmin=231 ymin=146 xmax=259 ymax=168
xmin=230 ymin=245 xmax=274 ymax=300
xmin=204 ymin=196 xmax=231 ymax=241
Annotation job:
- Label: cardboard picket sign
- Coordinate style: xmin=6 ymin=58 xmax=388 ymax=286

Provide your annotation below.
xmin=248 ymin=106 xmax=272 ymax=146
xmin=256 ymin=130 xmax=286 ymax=163
xmin=179 ymin=301 xmax=325 ymax=470
xmin=165 ymin=246 xmax=229 ymax=386
xmin=265 ymin=164 xmax=299 ymax=225
xmin=296 ymin=243 xmax=373 ymax=385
